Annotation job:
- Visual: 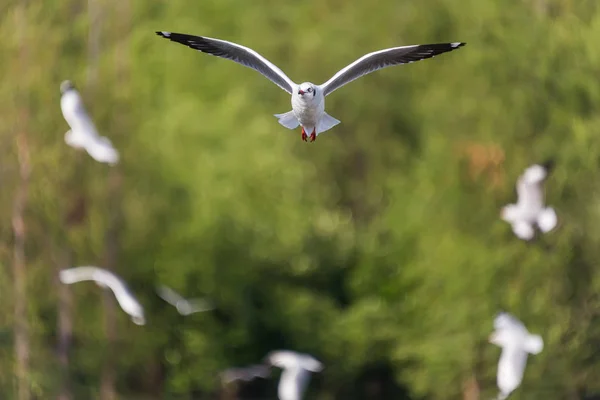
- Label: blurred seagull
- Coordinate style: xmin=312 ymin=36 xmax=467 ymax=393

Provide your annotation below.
xmin=60 ymin=80 xmax=119 ymax=164
xmin=501 ymin=162 xmax=557 ymax=240
xmin=489 ymin=312 xmax=544 ymax=400
xmin=59 ymin=266 xmax=145 ymax=325
xmin=220 ymin=364 xmax=271 ymax=384
xmin=155 ymin=32 xmax=465 ymax=142
xmin=264 ymin=350 xmax=323 ymax=400
xmin=156 ymin=285 xmax=215 ymax=316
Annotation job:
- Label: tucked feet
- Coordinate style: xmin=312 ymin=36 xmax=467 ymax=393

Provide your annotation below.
xmin=301 ymin=127 xmax=308 ymax=142
xmin=309 ymin=128 xmax=316 ymax=142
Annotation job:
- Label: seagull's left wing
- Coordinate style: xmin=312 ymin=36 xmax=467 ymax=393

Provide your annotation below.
xmin=320 ymin=42 xmax=465 ymax=96
xmin=156 ymin=32 xmax=296 ymax=94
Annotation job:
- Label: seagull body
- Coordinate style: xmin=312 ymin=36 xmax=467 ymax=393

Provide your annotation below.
xmin=156 ymin=32 xmax=465 ymax=142
xmin=59 ymin=266 xmax=145 ymax=325
xmin=156 ymin=285 xmax=214 ymax=315
xmin=220 ymin=364 xmax=271 ymax=384
xmin=60 ymin=80 xmax=119 ymax=164
xmin=265 ymin=350 xmax=323 ymax=400
xmin=501 ymin=163 xmax=557 ymax=240
xmin=489 ymin=312 xmax=543 ymax=400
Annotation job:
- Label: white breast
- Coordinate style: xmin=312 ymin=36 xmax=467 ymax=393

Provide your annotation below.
xmin=291 ymin=94 xmax=324 ymax=129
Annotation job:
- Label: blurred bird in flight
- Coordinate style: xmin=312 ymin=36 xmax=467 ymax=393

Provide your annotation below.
xmin=60 ymin=80 xmax=119 ymax=164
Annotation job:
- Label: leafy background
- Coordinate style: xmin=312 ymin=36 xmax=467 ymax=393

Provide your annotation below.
xmin=2 ymin=0 xmax=600 ymax=398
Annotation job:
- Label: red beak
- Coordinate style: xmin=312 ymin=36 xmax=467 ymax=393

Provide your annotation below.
xmin=298 ymin=90 xmax=305 ymax=95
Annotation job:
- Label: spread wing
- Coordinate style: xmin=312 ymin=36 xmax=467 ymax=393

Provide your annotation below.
xmin=156 ymin=32 xmax=296 ymax=94
xmin=319 ymin=42 xmax=465 ymax=96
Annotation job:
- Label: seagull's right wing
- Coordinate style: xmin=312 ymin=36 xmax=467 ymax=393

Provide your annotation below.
xmin=87 ymin=136 xmax=119 ymax=165
xmin=156 ymin=285 xmax=185 ymax=307
xmin=60 ymin=91 xmax=99 ymax=137
xmin=156 ymin=32 xmax=296 ymax=94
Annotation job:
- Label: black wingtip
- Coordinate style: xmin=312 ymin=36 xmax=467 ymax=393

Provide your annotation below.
xmin=451 ymin=42 xmax=466 ymax=48
xmin=156 ymin=31 xmax=170 ymax=38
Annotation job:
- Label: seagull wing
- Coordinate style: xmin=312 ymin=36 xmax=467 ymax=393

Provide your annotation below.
xmin=59 ymin=266 xmax=104 ymax=284
xmin=60 ymin=90 xmax=100 ymax=138
xmin=156 ymin=32 xmax=296 ymax=94
xmin=494 ymin=312 xmax=525 ymax=332
xmin=185 ymin=298 xmax=215 ymax=314
xmin=86 ymin=136 xmax=119 ymax=165
xmin=319 ymin=42 xmax=465 ymax=96
xmin=156 ymin=285 xmax=186 ymax=307
xmin=496 ymin=346 xmax=528 ymax=396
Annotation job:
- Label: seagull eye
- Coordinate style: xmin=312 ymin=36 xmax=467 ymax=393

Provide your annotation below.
xmin=307 ymin=88 xmax=312 ymax=92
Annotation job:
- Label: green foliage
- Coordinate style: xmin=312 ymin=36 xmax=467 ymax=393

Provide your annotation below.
xmin=2 ymin=0 xmax=600 ymax=398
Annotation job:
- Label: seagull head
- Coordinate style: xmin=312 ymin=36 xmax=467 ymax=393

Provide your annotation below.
xmin=60 ymin=80 xmax=75 ymax=95
xmin=297 ymin=82 xmax=317 ymax=99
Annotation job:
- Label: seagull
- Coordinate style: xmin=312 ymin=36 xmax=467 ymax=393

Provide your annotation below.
xmin=155 ymin=285 xmax=215 ymax=316
xmin=155 ymin=32 xmax=466 ymax=142
xmin=220 ymin=364 xmax=271 ymax=384
xmin=489 ymin=312 xmax=544 ymax=400
xmin=59 ymin=266 xmax=145 ymax=325
xmin=501 ymin=162 xmax=557 ymax=240
xmin=60 ymin=80 xmax=119 ymax=164
xmin=264 ymin=350 xmax=323 ymax=400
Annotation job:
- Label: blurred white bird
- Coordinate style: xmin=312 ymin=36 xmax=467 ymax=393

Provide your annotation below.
xmin=220 ymin=364 xmax=271 ymax=384
xmin=489 ymin=312 xmax=544 ymax=400
xmin=265 ymin=350 xmax=323 ymax=400
xmin=501 ymin=162 xmax=557 ymax=240
xmin=59 ymin=266 xmax=145 ymax=325
xmin=156 ymin=32 xmax=465 ymax=142
xmin=60 ymin=80 xmax=119 ymax=164
xmin=155 ymin=285 xmax=215 ymax=316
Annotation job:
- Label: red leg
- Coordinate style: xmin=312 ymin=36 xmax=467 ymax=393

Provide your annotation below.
xmin=301 ymin=127 xmax=308 ymax=142
xmin=309 ymin=128 xmax=316 ymax=142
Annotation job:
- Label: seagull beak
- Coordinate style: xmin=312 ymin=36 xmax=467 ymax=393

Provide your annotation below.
xmin=298 ymin=90 xmax=305 ymax=95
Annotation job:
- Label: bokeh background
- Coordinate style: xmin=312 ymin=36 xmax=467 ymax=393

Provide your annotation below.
xmin=2 ymin=0 xmax=600 ymax=398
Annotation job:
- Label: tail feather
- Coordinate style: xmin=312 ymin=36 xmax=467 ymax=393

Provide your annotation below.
xmin=274 ymin=111 xmax=299 ymax=130
xmin=524 ymin=334 xmax=544 ymax=354
xmin=537 ymin=207 xmax=557 ymax=233
xmin=316 ymin=112 xmax=340 ymax=135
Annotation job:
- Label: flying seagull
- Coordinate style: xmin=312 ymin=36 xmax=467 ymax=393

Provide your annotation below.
xmin=155 ymin=32 xmax=466 ymax=142
xmin=264 ymin=350 xmax=323 ymax=400
xmin=220 ymin=364 xmax=271 ymax=384
xmin=60 ymin=80 xmax=119 ymax=164
xmin=489 ymin=312 xmax=544 ymax=400
xmin=501 ymin=162 xmax=557 ymax=240
xmin=155 ymin=285 xmax=215 ymax=316
xmin=59 ymin=266 xmax=145 ymax=325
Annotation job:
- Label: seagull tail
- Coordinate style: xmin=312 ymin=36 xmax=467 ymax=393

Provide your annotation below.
xmin=274 ymin=111 xmax=299 ymax=130
xmin=316 ymin=112 xmax=341 ymax=136
xmin=524 ymin=333 xmax=544 ymax=354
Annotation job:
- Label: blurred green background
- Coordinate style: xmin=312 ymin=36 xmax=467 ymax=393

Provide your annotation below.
xmin=2 ymin=0 xmax=600 ymax=398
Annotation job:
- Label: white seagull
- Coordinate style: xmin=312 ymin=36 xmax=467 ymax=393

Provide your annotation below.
xmin=60 ymin=80 xmax=119 ymax=164
xmin=264 ymin=350 xmax=323 ymax=400
xmin=156 ymin=32 xmax=465 ymax=142
xmin=59 ymin=266 xmax=145 ymax=325
xmin=501 ymin=162 xmax=557 ymax=240
xmin=489 ymin=312 xmax=544 ymax=400
xmin=155 ymin=285 xmax=215 ymax=316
